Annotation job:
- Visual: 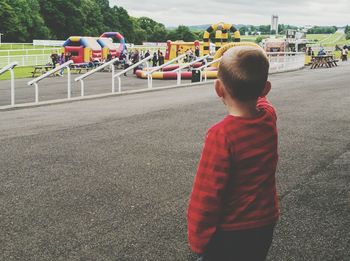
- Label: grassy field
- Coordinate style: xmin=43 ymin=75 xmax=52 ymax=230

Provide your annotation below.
xmin=241 ymin=33 xmax=349 ymax=47
xmin=0 ymin=66 xmax=34 ymax=81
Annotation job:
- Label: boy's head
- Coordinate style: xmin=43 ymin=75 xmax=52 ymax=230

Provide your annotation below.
xmin=217 ymin=46 xmax=270 ymax=102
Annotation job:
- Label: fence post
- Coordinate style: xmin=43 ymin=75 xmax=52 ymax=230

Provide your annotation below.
xmin=117 ymin=76 xmax=121 ymax=93
xmin=80 ymin=79 xmax=85 ymax=97
xmin=34 ymin=83 xmax=39 ymax=103
xmin=10 ymin=68 xmax=15 ymax=106
xmin=67 ymin=66 xmax=71 ymax=99
xmin=112 ymin=64 xmax=115 ymax=93
xmin=177 ymin=71 xmax=181 ymax=86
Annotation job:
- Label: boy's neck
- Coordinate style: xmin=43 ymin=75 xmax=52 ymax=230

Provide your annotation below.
xmin=225 ymin=98 xmax=261 ymax=118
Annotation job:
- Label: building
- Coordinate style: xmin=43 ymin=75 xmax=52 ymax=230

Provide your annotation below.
xmin=271 ymin=15 xmax=279 ymax=35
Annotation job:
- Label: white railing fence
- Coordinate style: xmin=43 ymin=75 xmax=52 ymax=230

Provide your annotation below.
xmin=113 ymin=56 xmax=152 ymax=93
xmin=1 ymin=52 xmax=306 ymax=110
xmin=267 ymin=52 xmax=305 ymax=73
xmin=1 ymin=42 xmax=58 ymax=49
xmin=146 ymin=53 xmax=187 ymax=89
xmin=75 ymin=57 xmax=120 ymax=96
xmin=171 ymin=55 xmax=210 ymax=86
xmin=27 ymin=60 xmax=73 ymax=103
xmin=195 ymin=57 xmax=222 ymax=82
xmin=0 ymin=62 xmax=18 ymax=106
xmin=0 ymin=54 xmax=53 ymax=68
xmin=0 ymin=48 xmax=61 ymax=57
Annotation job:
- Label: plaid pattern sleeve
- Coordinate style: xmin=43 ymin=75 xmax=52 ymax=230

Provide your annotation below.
xmin=187 ymin=127 xmax=232 ymax=254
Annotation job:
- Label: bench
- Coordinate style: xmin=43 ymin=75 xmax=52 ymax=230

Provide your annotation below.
xmin=310 ymin=55 xmax=338 ymax=69
xmin=31 ymin=65 xmax=54 ymax=77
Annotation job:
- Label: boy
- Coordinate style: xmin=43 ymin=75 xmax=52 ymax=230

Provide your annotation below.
xmin=187 ymin=46 xmax=279 ymax=261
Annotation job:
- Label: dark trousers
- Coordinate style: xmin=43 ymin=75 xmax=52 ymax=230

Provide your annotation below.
xmin=198 ymin=224 xmax=275 ymax=261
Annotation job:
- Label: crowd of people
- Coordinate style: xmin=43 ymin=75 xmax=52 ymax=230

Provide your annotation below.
xmin=48 ymin=44 xmax=206 ymax=77
xmin=50 ymin=51 xmax=73 ymax=76
xmin=119 ymin=49 xmax=165 ymax=76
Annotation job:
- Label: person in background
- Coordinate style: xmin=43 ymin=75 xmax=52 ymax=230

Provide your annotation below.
xmin=158 ymin=52 xmax=165 ymax=66
xmin=65 ymin=52 xmax=72 ymax=62
xmin=318 ymin=48 xmax=326 ymax=56
xmin=58 ymin=52 xmax=65 ymax=76
xmin=132 ymin=50 xmax=140 ymax=74
xmin=50 ymin=51 xmax=59 ymax=68
xmin=145 ymin=50 xmax=151 ymax=58
xmin=152 ymin=52 xmax=158 ymax=67
xmin=341 ymin=46 xmax=348 ymax=61
xmin=106 ymin=53 xmax=112 ymax=62
xmin=195 ymin=46 xmax=200 ymax=58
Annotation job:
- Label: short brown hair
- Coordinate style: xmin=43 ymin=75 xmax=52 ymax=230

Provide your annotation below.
xmin=218 ymin=46 xmax=269 ymax=101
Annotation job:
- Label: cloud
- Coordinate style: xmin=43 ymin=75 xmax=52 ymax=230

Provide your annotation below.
xmin=109 ymin=0 xmax=349 ymax=26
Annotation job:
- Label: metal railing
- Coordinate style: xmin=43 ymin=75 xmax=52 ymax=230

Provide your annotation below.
xmin=146 ymin=53 xmax=187 ymax=89
xmin=195 ymin=57 xmax=222 ymax=82
xmin=0 ymin=62 xmax=18 ymax=106
xmin=113 ymin=56 xmax=152 ymax=93
xmin=171 ymin=55 xmax=210 ymax=86
xmin=75 ymin=58 xmax=120 ymax=96
xmin=27 ymin=60 xmax=73 ymax=103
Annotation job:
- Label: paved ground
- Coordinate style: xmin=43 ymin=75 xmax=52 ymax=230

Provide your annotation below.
xmin=0 ymin=62 xmax=349 ymax=260
xmin=0 ymin=70 xmax=192 ymax=106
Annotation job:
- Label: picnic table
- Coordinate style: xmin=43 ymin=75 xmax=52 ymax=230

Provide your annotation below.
xmin=310 ymin=55 xmax=338 ymax=69
xmin=70 ymin=63 xmax=91 ymax=74
xmin=31 ymin=65 xmax=54 ymax=77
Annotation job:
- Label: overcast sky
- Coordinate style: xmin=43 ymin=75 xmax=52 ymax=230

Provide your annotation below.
xmin=109 ymin=0 xmax=349 ymax=27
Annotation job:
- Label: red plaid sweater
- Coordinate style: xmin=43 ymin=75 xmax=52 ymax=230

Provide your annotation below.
xmin=187 ymin=97 xmax=279 ymax=254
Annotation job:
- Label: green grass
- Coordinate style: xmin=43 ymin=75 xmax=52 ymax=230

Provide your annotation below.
xmin=0 ymin=66 xmax=34 ymax=80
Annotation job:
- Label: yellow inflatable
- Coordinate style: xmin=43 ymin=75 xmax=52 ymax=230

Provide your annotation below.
xmin=203 ymin=23 xmax=241 ymax=56
xmin=212 ymin=42 xmax=261 ymax=68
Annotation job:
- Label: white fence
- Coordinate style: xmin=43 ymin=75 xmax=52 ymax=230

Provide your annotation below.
xmin=33 ymin=40 xmax=65 ymax=46
xmin=0 ymin=54 xmax=52 ymax=68
xmin=0 ymin=52 xmax=306 ymax=110
xmin=267 ymin=52 xmax=305 ymax=73
xmin=0 ymin=48 xmax=61 ymax=57
xmin=0 ymin=43 xmax=57 ymax=49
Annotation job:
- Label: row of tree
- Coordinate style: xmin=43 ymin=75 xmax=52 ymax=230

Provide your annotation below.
xmin=345 ymin=25 xmax=350 ymax=40
xmin=0 ymin=0 xmax=347 ymax=44
xmin=0 ymin=0 xmax=199 ymax=44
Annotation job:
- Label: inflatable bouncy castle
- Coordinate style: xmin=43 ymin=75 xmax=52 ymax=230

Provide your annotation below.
xmin=97 ymin=37 xmax=118 ymax=60
xmin=99 ymin=32 xmax=126 ymax=58
xmin=165 ymin=40 xmax=202 ymax=62
xmin=63 ymin=36 xmax=102 ymax=63
xmin=203 ymin=22 xmax=241 ymax=55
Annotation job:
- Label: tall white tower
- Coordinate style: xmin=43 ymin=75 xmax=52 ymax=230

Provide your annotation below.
xmin=271 ymin=15 xmax=279 ymax=35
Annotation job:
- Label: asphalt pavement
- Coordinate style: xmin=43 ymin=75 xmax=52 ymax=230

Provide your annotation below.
xmin=0 ymin=62 xmax=349 ymax=260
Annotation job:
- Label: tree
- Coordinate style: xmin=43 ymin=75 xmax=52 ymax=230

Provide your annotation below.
xmin=307 ymin=26 xmax=337 ymax=34
xmin=39 ymin=0 xmax=84 ymax=39
xmin=167 ymin=25 xmax=196 ymax=42
xmin=0 ymin=0 xmax=21 ymax=42
xmin=136 ymin=17 xmax=167 ymax=42
xmin=345 ymin=25 xmax=350 ymax=40
xmin=9 ymin=0 xmax=50 ymax=41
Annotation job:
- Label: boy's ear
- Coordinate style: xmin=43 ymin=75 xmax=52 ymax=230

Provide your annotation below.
xmin=215 ymin=79 xmax=225 ymax=98
xmin=260 ymin=81 xmax=271 ymax=97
